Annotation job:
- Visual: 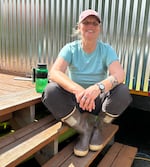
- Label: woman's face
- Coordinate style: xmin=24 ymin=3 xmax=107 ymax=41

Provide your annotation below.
xmin=78 ymin=16 xmax=101 ymax=41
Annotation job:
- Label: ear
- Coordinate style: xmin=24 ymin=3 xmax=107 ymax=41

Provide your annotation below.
xmin=99 ymin=24 xmax=103 ymax=33
xmin=78 ymin=23 xmax=81 ymax=30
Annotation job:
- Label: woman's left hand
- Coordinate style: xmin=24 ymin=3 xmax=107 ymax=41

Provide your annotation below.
xmin=78 ymin=85 xmax=100 ymax=112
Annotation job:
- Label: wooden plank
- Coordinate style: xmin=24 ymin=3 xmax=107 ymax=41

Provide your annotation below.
xmin=130 ymin=89 xmax=148 ymax=97
xmin=97 ymin=142 xmax=123 ymax=167
xmin=0 ymin=122 xmax=62 ymax=167
xmin=111 ymin=143 xmax=137 ymax=167
xmin=97 ymin=142 xmax=137 ymax=167
xmin=0 ymin=88 xmax=41 ymax=116
xmin=0 ymin=115 xmax=55 ymax=149
xmin=42 ymin=142 xmax=75 ymax=167
xmin=43 ymin=124 xmax=119 ymax=167
xmin=0 ymin=82 xmax=33 ymax=92
xmin=0 ymin=74 xmax=34 ymax=90
xmin=0 ymin=113 xmax=12 ymax=122
xmin=61 ymin=124 xmax=118 ymax=167
xmin=0 ymin=88 xmax=12 ymax=95
xmin=0 ymin=73 xmax=41 ymax=116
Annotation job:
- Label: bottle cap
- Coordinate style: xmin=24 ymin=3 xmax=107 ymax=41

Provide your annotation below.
xmin=37 ymin=63 xmax=47 ymax=69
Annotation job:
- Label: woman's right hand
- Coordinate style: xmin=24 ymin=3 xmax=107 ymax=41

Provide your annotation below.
xmin=73 ymin=86 xmax=85 ymax=103
xmin=74 ymin=84 xmax=99 ymax=112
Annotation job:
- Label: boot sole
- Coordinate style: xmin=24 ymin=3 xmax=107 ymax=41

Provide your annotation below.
xmin=89 ymin=144 xmax=103 ymax=151
xmin=74 ymin=148 xmax=89 ymax=157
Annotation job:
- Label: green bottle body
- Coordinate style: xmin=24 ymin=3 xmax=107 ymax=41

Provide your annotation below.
xmin=35 ymin=64 xmax=48 ymax=93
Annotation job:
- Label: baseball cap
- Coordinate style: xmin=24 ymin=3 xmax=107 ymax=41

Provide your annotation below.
xmin=79 ymin=9 xmax=101 ymax=23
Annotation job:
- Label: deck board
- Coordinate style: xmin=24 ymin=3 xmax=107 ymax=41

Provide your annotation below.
xmin=0 ymin=73 xmax=41 ymax=116
xmin=43 ymin=124 xmax=119 ymax=167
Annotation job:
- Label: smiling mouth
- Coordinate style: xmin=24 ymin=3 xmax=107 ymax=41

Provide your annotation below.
xmin=87 ymin=30 xmax=94 ymax=33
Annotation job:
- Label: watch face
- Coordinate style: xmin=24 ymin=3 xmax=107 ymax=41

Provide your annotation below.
xmin=97 ymin=83 xmax=105 ymax=93
xmin=100 ymin=84 xmax=105 ymax=90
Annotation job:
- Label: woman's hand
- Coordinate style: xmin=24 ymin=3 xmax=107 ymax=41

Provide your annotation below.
xmin=76 ymin=84 xmax=100 ymax=112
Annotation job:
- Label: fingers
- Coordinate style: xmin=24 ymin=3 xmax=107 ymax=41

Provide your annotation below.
xmin=76 ymin=86 xmax=97 ymax=112
xmin=76 ymin=91 xmax=85 ymax=103
xmin=79 ymin=96 xmax=95 ymax=112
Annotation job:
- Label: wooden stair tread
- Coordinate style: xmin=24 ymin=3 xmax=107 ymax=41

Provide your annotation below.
xmin=97 ymin=142 xmax=137 ymax=167
xmin=0 ymin=88 xmax=41 ymax=116
xmin=0 ymin=117 xmax=62 ymax=167
xmin=0 ymin=115 xmax=55 ymax=149
xmin=42 ymin=124 xmax=119 ymax=167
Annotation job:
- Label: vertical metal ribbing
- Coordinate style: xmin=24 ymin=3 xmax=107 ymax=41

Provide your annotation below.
xmin=0 ymin=0 xmax=149 ymax=92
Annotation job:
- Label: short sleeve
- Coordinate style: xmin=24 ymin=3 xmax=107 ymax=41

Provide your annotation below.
xmin=105 ymin=45 xmax=119 ymax=67
xmin=58 ymin=44 xmax=72 ymax=64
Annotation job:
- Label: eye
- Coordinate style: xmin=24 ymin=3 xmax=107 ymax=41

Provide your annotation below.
xmin=93 ymin=22 xmax=99 ymax=26
xmin=82 ymin=21 xmax=89 ymax=25
xmin=82 ymin=21 xmax=99 ymax=26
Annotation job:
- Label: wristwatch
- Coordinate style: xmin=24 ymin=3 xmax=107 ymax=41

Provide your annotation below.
xmin=96 ymin=83 xmax=105 ymax=93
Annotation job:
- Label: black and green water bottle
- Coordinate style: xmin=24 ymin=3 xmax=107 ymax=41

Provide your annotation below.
xmin=33 ymin=63 xmax=48 ymax=93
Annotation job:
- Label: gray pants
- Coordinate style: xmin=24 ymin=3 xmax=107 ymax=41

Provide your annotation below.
xmin=42 ymin=82 xmax=132 ymax=120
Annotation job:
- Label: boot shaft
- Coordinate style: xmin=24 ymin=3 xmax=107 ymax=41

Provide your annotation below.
xmin=62 ymin=108 xmax=95 ymax=134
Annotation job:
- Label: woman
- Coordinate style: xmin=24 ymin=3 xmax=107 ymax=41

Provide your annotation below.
xmin=42 ymin=9 xmax=132 ymax=157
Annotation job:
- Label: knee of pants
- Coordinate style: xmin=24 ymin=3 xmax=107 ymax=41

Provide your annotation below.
xmin=42 ymin=82 xmax=58 ymax=105
xmin=115 ymin=84 xmax=133 ymax=104
xmin=102 ymin=84 xmax=132 ymax=116
xmin=42 ymin=82 xmax=75 ymax=120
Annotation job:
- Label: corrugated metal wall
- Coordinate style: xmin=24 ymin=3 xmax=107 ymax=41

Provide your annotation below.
xmin=0 ymin=0 xmax=150 ymax=92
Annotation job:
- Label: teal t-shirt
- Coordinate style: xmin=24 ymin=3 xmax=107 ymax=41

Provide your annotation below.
xmin=58 ymin=40 xmax=118 ymax=88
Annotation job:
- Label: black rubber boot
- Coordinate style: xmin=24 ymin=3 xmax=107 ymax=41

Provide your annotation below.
xmin=89 ymin=114 xmax=104 ymax=151
xmin=61 ymin=107 xmax=95 ymax=157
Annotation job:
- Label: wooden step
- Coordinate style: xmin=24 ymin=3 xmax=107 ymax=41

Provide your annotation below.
xmin=0 ymin=115 xmax=54 ymax=149
xmin=0 ymin=115 xmax=63 ymax=167
xmin=42 ymin=124 xmax=119 ymax=167
xmin=97 ymin=142 xmax=137 ymax=167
